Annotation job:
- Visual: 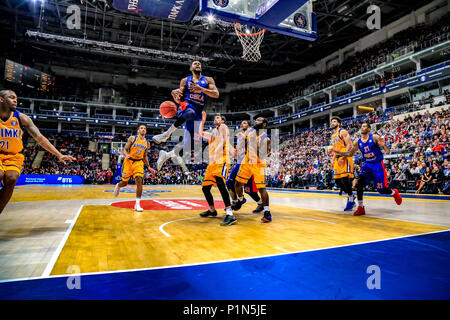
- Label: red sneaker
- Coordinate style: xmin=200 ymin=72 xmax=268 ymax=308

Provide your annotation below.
xmin=392 ymin=188 xmax=402 ymax=205
xmin=354 ymin=206 xmax=366 ymax=216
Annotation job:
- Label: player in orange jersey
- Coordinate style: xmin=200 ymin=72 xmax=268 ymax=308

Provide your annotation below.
xmin=114 ymin=125 xmax=155 ymax=211
xmin=198 ymin=112 xmax=237 ymax=226
xmin=0 ymin=90 xmax=76 ymax=214
xmin=330 ymin=116 xmax=355 ymax=211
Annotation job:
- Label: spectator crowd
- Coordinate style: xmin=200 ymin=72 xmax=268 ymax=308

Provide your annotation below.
xmin=19 ymin=104 xmax=449 ymax=194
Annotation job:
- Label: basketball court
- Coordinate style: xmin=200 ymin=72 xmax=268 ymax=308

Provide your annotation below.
xmin=0 ymin=0 xmax=449 ymax=304
xmin=0 ymin=184 xmax=448 ymax=299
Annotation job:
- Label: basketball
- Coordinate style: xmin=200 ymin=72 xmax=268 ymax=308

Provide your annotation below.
xmin=159 ymin=101 xmax=177 ymax=119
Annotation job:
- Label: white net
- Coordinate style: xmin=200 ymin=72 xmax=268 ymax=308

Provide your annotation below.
xmin=234 ymin=23 xmax=265 ymax=62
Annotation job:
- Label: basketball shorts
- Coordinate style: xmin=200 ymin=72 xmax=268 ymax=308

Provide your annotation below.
xmin=236 ymin=163 xmax=266 ymax=188
xmin=359 ymin=161 xmax=390 ymax=191
xmin=0 ymin=153 xmax=24 ymax=175
xmin=122 ymin=158 xmax=144 ymax=182
xmin=202 ymin=163 xmax=229 ymax=187
xmin=227 ymin=164 xmax=258 ymax=193
xmin=333 ymin=156 xmax=354 ymax=179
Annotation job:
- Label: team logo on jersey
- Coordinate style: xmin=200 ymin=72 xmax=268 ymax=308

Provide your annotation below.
xmin=11 ymin=120 xmax=17 ymax=126
xmin=213 ymin=0 xmax=229 ymax=8
xmin=104 ymin=188 xmax=171 ymax=198
xmin=294 ymin=13 xmax=307 ymax=29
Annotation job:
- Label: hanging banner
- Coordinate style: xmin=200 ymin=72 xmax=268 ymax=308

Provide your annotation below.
xmin=113 ymin=0 xmax=198 ymax=22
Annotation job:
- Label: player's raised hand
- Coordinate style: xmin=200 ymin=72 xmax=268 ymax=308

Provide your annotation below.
xmin=58 ymin=154 xmax=76 ymax=164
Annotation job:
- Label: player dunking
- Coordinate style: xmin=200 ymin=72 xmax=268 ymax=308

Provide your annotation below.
xmin=330 ymin=116 xmax=356 ymax=211
xmin=114 ymin=125 xmax=155 ymax=212
xmin=226 ymin=120 xmax=264 ymax=213
xmin=333 ymin=122 xmax=402 ymax=216
xmin=153 ymin=61 xmax=219 ymax=170
xmin=234 ymin=117 xmax=272 ymax=223
xmin=0 ymin=90 xmax=75 ymax=214
xmin=198 ymin=112 xmax=236 ymax=226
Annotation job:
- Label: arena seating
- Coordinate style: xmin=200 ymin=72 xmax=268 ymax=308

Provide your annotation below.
xmin=20 ymin=104 xmax=449 ymax=194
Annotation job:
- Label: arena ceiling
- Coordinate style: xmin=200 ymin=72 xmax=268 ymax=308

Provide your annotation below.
xmin=0 ymin=0 xmax=434 ymax=86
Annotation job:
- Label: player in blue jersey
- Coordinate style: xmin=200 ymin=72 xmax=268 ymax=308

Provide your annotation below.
xmin=226 ymin=120 xmax=264 ymax=214
xmin=333 ymin=122 xmax=402 ymax=216
xmin=153 ymin=61 xmax=219 ymax=170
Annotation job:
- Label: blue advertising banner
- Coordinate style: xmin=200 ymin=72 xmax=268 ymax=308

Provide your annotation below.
xmin=16 ymin=175 xmax=85 ymax=185
xmin=113 ymin=0 xmax=198 ymax=22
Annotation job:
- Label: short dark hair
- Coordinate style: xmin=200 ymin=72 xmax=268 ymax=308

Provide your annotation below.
xmin=361 ymin=121 xmax=371 ymax=128
xmin=261 ymin=118 xmax=268 ymax=128
xmin=138 ymin=124 xmax=147 ymax=130
xmin=331 ymin=116 xmax=341 ymax=124
xmin=0 ymin=90 xmax=13 ymax=98
xmin=215 ymin=113 xmax=226 ymax=122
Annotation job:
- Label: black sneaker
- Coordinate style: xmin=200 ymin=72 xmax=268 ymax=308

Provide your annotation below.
xmin=200 ymin=210 xmax=217 ymax=217
xmin=261 ymin=211 xmax=272 ymax=223
xmin=253 ymin=204 xmax=264 ymax=214
xmin=220 ymin=214 xmax=237 ymax=226
xmin=231 ymin=197 xmax=247 ymax=211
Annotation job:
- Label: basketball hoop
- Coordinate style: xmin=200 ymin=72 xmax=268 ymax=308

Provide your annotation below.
xmin=234 ymin=23 xmax=265 ymax=62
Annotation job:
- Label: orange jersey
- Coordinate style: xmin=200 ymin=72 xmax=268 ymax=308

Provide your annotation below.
xmin=331 ymin=128 xmax=347 ymax=153
xmin=244 ymin=128 xmax=268 ymax=165
xmin=209 ymin=125 xmax=228 ymax=164
xmin=0 ymin=110 xmax=24 ymax=154
xmin=128 ymin=135 xmax=148 ymax=160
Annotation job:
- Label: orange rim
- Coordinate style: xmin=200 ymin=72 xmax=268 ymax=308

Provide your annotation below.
xmin=234 ymin=22 xmax=266 ymax=36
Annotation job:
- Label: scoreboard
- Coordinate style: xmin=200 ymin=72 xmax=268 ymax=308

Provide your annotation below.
xmin=4 ymin=59 xmax=55 ymax=92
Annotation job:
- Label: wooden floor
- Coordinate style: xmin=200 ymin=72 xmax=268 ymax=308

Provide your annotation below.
xmin=0 ymin=184 xmax=449 ymax=280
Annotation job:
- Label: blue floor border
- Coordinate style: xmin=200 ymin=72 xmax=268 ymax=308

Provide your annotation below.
xmin=1 ymin=230 xmax=449 ymax=300
xmin=267 ymin=188 xmax=450 ymax=201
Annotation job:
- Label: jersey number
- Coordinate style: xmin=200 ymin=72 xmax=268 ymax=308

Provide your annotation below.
xmin=364 ymin=146 xmax=370 ymax=153
xmin=0 ymin=141 xmax=9 ymax=149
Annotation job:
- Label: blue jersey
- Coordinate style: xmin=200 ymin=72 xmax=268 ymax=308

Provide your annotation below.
xmin=358 ymin=133 xmax=384 ymax=163
xmin=183 ymin=75 xmax=208 ymax=112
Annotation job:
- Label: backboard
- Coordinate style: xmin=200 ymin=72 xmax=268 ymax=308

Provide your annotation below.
xmin=199 ymin=0 xmax=317 ymax=41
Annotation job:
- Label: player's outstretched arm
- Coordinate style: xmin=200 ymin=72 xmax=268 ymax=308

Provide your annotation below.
xmin=191 ymin=77 xmax=219 ymax=99
xmin=19 ymin=113 xmax=76 ymax=164
xmin=340 ymin=129 xmax=353 ymax=153
xmin=374 ymin=134 xmax=390 ymax=154
xmin=333 ymin=141 xmax=359 ymax=157
xmin=199 ymin=111 xmax=211 ymax=140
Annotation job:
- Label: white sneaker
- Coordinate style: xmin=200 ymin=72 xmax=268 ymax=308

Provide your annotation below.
xmin=157 ymin=150 xmax=170 ymax=171
xmin=172 ymin=155 xmax=189 ymax=173
xmin=134 ymin=203 xmax=144 ymax=212
xmin=152 ymin=130 xmax=171 ymax=144
xmin=114 ymin=183 xmax=121 ymax=197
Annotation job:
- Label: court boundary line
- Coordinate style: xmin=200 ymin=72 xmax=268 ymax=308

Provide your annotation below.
xmin=158 ymin=214 xmax=336 ymax=237
xmin=41 ymin=205 xmax=84 ymax=277
xmin=1 ymin=229 xmax=447 ymax=284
